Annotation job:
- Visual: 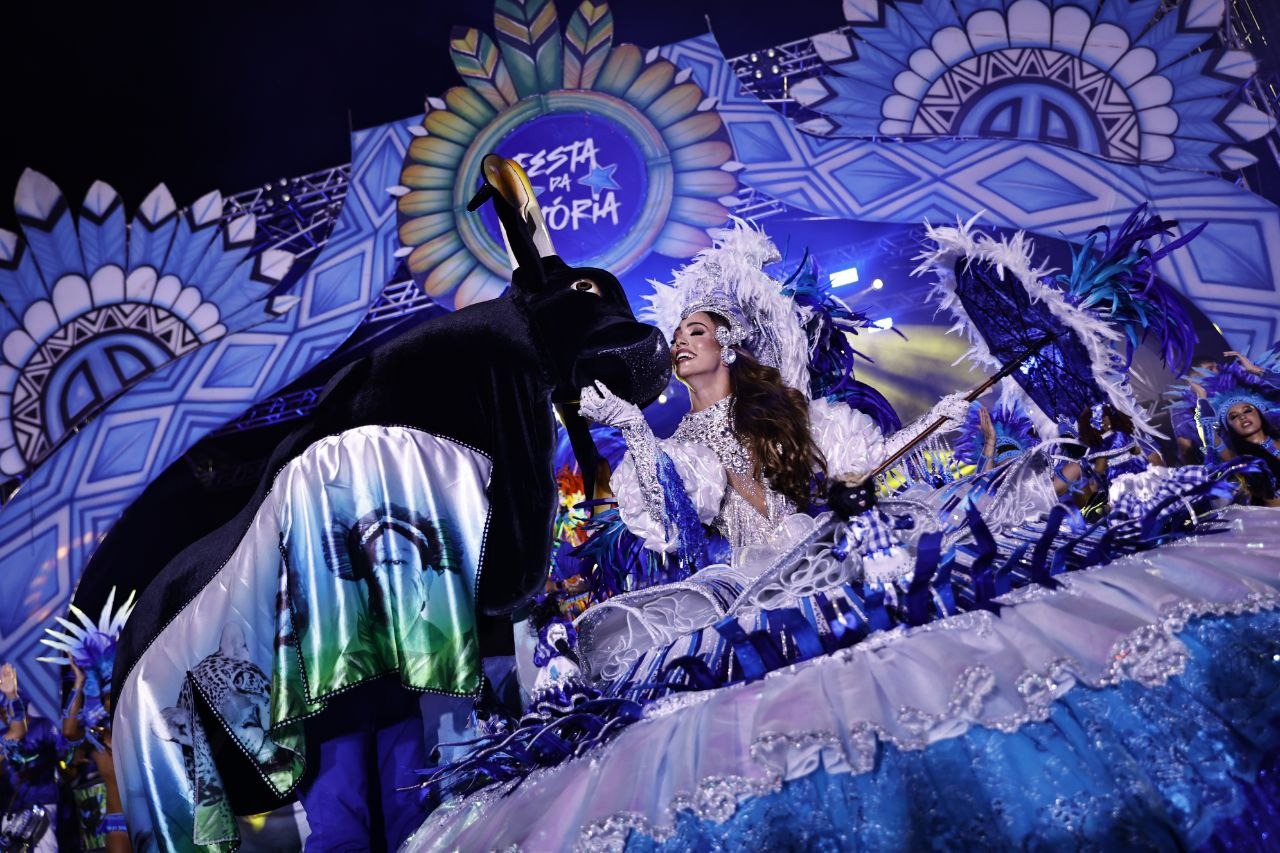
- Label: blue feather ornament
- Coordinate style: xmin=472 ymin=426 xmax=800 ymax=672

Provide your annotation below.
xmin=1054 ymin=203 xmax=1201 ymax=376
xmin=781 ymin=251 xmax=902 ymax=432
xmin=952 ymin=401 xmax=1038 ymax=467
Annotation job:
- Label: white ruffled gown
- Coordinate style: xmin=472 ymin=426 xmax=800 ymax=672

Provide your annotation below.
xmin=574 ymin=395 xmax=892 ymax=682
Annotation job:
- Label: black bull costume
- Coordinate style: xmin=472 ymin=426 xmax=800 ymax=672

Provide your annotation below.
xmin=108 ymin=156 xmax=671 ymax=850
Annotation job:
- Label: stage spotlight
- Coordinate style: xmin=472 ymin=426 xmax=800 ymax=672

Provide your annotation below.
xmin=871 ymin=317 xmax=894 ymax=332
xmin=829 ymin=267 xmax=859 ymax=287
xmin=871 ymin=278 xmax=884 ymax=290
xmin=771 ymin=65 xmax=780 ymax=75
xmin=750 ymin=52 xmax=759 ymax=62
xmin=766 ymin=48 xmax=776 ymax=58
xmin=755 ymin=69 xmax=764 ymax=79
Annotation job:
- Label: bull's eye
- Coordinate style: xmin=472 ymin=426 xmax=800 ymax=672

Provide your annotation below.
xmin=571 ymin=279 xmax=602 ymax=296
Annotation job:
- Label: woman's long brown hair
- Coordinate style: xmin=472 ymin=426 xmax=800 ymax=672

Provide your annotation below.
xmin=727 ymin=346 xmax=826 ymax=508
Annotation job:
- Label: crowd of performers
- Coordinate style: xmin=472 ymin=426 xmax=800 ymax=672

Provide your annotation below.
xmin=10 ymin=158 xmax=1280 ymax=850
xmin=0 ymin=593 xmax=133 ymax=851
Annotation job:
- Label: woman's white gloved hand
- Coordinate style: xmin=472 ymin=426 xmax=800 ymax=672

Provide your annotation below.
xmin=579 ymin=380 xmax=646 ymax=430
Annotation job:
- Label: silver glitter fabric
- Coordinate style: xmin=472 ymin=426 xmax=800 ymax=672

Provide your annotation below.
xmin=672 ymin=397 xmax=750 ymax=476
xmin=671 ymin=396 xmax=793 ymax=549
xmin=618 ymin=421 xmax=665 ymax=526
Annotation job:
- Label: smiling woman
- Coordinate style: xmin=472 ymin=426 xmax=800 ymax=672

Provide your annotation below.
xmin=575 ymin=220 xmax=971 ymax=680
xmin=1221 ymin=401 xmax=1280 ymax=506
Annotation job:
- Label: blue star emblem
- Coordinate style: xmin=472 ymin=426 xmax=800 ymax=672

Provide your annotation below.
xmin=577 ymin=163 xmax=620 ymax=199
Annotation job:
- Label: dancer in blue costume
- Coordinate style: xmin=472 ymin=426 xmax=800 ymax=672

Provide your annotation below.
xmin=38 ymin=588 xmax=137 ymax=853
xmin=1172 ymin=349 xmax=1280 ymax=465
xmin=0 ymin=664 xmax=59 ymax=852
xmin=1179 ymin=359 xmax=1280 ymax=506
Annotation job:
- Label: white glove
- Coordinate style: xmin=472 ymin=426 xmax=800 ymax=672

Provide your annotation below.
xmin=928 ymin=392 xmax=970 ymax=430
xmin=579 ymin=380 xmax=646 ymax=430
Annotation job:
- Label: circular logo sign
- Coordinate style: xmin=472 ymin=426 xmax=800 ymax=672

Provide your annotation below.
xmin=478 ymin=111 xmax=649 ymax=265
xmin=396 ymin=2 xmax=739 ymax=308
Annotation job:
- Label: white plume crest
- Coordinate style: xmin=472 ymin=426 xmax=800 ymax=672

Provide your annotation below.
xmin=36 ymin=587 xmax=137 ymax=665
xmin=643 ymin=218 xmax=813 ymax=395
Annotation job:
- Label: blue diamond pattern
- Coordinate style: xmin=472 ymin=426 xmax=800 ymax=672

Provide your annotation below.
xmin=354 ymin=134 xmax=405 ymax=222
xmin=305 ymin=252 xmax=368 ymax=321
xmin=728 ymin=121 xmax=789 ymax=164
xmin=202 ymin=343 xmax=279 ymax=389
xmin=977 ymin=157 xmax=1099 ymax=213
xmin=833 ymin=153 xmax=919 ymax=207
xmin=1186 ymin=221 xmax=1272 ymax=290
xmin=0 ymin=527 xmax=60 ymax=635
xmin=86 ymin=418 xmax=161 ymax=482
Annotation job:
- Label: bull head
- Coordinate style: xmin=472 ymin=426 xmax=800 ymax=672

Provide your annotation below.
xmin=468 ymin=155 xmax=670 ymax=498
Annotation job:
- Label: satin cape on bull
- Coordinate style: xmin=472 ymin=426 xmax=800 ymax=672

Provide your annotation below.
xmin=109 ymin=156 xmax=670 ymax=851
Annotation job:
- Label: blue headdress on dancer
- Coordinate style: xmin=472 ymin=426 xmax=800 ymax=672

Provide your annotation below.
xmin=953 ymin=401 xmax=1038 ymax=467
xmin=38 ymin=587 xmax=136 ymax=743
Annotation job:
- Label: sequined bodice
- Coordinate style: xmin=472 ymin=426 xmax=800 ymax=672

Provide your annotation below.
xmin=673 ymin=397 xmax=793 ymax=550
xmin=673 ymin=397 xmax=749 ymax=474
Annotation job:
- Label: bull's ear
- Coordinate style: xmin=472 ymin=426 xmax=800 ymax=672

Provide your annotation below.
xmin=467 ymin=155 xmax=555 ymax=293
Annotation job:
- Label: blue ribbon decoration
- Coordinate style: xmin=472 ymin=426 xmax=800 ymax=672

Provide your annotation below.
xmin=713 ymin=617 xmax=766 ymax=682
xmin=657 ymin=448 xmax=708 ymax=575
xmin=903 ymin=531 xmax=943 ymax=626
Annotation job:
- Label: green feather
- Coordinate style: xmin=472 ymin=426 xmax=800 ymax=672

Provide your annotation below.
xmin=449 ymin=26 xmax=518 ymax=110
xmin=494 ymin=0 xmax=563 ymax=98
xmin=564 ymin=1 xmax=613 ymax=90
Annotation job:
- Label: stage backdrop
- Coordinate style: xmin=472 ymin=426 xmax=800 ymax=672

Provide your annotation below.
xmin=392 ymin=0 xmax=741 ymax=308
xmin=0 ymin=0 xmax=1276 ymax=712
xmin=666 ymin=0 xmax=1280 ymax=351
xmin=0 ymin=119 xmax=414 ymax=712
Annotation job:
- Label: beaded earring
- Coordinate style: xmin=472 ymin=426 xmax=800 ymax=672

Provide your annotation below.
xmin=715 ymin=327 xmax=737 ymax=365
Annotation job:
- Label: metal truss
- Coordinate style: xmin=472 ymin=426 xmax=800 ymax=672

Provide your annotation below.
xmin=1225 ymin=0 xmax=1280 ymax=173
xmin=221 ymin=165 xmax=351 ymax=264
xmin=210 ymin=385 xmax=324 ymax=436
xmin=726 ymin=34 xmax=830 ymax=104
xmin=365 ymin=277 xmax=437 ymax=323
xmin=733 ymin=185 xmax=791 ymax=223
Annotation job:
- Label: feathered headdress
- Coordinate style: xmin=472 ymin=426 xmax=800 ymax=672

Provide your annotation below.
xmin=952 ymin=401 xmax=1038 ymax=467
xmin=781 ymin=251 xmax=902 ymax=432
xmin=1167 ymin=353 xmax=1280 ymax=438
xmin=644 ymin=219 xmax=812 ymax=394
xmin=37 ymin=587 xmax=136 ymax=730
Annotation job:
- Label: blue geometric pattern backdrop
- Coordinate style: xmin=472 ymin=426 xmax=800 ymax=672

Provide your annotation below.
xmin=662 ymin=0 xmax=1280 ymax=350
xmin=2 ymin=0 xmax=1277 ymax=714
xmin=0 ymin=118 xmax=414 ymax=712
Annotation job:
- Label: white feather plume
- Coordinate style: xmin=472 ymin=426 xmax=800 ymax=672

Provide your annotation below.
xmin=643 ymin=218 xmax=813 ymax=395
xmin=36 ymin=586 xmax=137 ymax=665
xmin=913 ymin=215 xmax=1157 ymax=438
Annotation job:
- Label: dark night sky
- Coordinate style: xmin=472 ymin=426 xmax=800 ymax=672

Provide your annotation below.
xmin=1 ymin=1 xmax=844 ymax=216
